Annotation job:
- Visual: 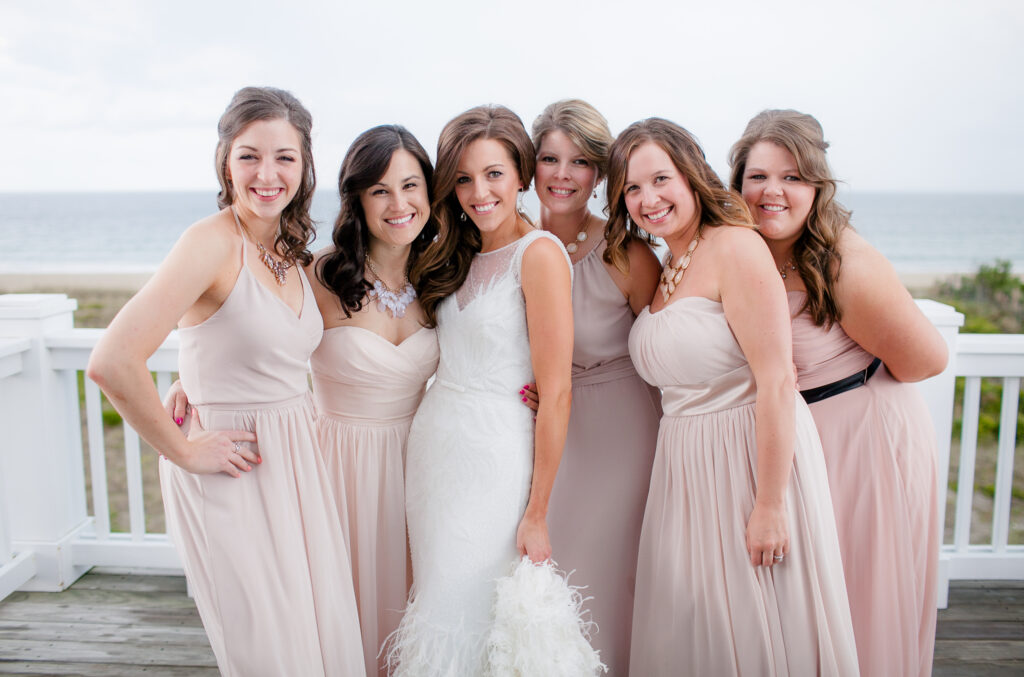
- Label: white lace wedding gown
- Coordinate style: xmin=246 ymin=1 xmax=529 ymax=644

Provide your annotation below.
xmin=389 ymin=230 xmax=571 ymax=676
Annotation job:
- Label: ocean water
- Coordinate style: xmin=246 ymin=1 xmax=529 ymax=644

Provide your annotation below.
xmin=0 ymin=191 xmax=1021 ymax=275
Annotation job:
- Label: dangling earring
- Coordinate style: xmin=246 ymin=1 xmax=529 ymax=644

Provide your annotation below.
xmin=592 ymin=190 xmax=597 ymax=199
xmin=517 ymin=189 xmax=525 ymax=212
xmin=460 ymin=211 xmax=467 ymax=222
xmin=626 ymin=214 xmax=633 ymax=230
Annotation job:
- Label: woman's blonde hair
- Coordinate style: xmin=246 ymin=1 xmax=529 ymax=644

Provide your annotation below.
xmin=531 ymin=99 xmax=613 ymax=181
xmin=729 ymin=109 xmax=852 ymax=327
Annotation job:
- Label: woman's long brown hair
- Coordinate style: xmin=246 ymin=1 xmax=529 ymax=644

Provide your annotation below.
xmin=409 ymin=105 xmax=536 ymax=327
xmin=729 ymin=109 xmax=851 ymax=327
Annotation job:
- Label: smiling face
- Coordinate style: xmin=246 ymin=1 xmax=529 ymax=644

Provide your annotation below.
xmin=359 ymin=148 xmax=430 ymax=250
xmin=226 ymin=118 xmax=304 ymax=226
xmin=623 ymin=141 xmax=699 ymax=250
xmin=454 ymin=137 xmax=522 ymax=235
xmin=534 ymin=129 xmax=599 ymax=217
xmin=740 ymin=141 xmax=816 ymax=247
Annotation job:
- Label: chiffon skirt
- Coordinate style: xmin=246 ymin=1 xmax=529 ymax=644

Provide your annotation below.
xmin=319 ymin=413 xmax=412 ymax=677
xmin=629 ymin=399 xmax=859 ymax=676
xmin=160 ymin=395 xmax=365 ymax=677
xmin=547 ymin=367 xmax=659 ymax=675
xmin=809 ymin=368 xmax=940 ymax=677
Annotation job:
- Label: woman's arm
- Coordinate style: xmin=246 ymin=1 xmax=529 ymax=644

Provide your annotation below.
xmin=518 ymin=236 xmax=574 ymax=563
xmin=603 ymin=237 xmax=662 ymax=315
xmin=835 ymin=229 xmax=948 ymax=382
xmin=87 ymin=217 xmax=258 ymax=476
xmin=718 ymin=227 xmax=795 ymax=567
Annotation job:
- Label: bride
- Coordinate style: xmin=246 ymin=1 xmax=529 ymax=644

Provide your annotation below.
xmin=387 ymin=104 xmax=575 ymax=676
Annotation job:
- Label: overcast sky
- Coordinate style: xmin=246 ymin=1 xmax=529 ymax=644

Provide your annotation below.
xmin=1 ymin=0 xmax=1021 ymax=193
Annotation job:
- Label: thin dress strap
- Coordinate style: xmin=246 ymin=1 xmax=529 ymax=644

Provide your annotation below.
xmin=230 ymin=207 xmax=248 ymax=265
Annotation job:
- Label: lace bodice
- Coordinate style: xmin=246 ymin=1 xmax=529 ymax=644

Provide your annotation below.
xmin=434 ymin=230 xmax=570 ymax=394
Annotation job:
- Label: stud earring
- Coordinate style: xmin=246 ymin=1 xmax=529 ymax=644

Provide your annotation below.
xmin=592 ymin=190 xmax=598 ymax=199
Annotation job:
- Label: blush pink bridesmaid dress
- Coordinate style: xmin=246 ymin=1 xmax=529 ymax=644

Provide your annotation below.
xmin=790 ymin=291 xmax=940 ymax=677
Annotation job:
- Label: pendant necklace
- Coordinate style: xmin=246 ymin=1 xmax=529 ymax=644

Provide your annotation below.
xmin=365 ymin=257 xmax=416 ymax=318
xmin=778 ymin=258 xmax=797 ymax=279
xmin=659 ymin=236 xmax=700 ymax=302
xmin=563 ymin=212 xmax=591 ymax=255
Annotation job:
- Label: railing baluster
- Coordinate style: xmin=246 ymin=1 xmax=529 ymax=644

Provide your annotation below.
xmin=123 ymin=425 xmax=145 ymax=541
xmin=991 ymin=377 xmax=1021 ymax=553
xmin=83 ymin=377 xmax=111 ymax=539
xmin=156 ymin=371 xmax=171 ymax=399
xmin=954 ymin=377 xmax=982 ymax=551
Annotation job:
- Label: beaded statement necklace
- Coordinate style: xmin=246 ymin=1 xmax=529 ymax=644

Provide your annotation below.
xmin=659 ymin=236 xmax=700 ymax=302
xmin=231 ymin=207 xmax=293 ymax=286
xmin=365 ymin=257 xmax=416 ymax=318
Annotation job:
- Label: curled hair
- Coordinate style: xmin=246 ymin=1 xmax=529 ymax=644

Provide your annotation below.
xmin=315 ymin=125 xmax=436 ymax=317
xmin=531 ymin=99 xmax=613 ymax=181
xmin=604 ymin=118 xmax=753 ymax=273
xmin=214 ymin=86 xmax=316 ymax=266
xmin=729 ymin=109 xmax=851 ymax=327
xmin=410 ymin=105 xmax=536 ymax=327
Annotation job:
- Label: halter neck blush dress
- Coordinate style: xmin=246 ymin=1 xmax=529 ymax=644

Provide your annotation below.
xmin=311 ymin=324 xmax=439 ymax=676
xmin=627 ymin=297 xmax=859 ymax=676
xmin=546 ymin=238 xmax=660 ymax=675
xmin=159 ymin=232 xmax=365 ymax=676
xmin=789 ymin=292 xmax=939 ymax=677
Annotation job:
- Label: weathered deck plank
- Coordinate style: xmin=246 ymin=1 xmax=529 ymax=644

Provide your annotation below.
xmin=0 ymin=572 xmax=1022 ymax=674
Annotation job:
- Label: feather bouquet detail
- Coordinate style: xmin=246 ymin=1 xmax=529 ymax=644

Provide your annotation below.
xmin=483 ymin=556 xmax=607 ymax=676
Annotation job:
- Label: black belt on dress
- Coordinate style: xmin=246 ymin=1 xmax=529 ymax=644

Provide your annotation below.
xmin=800 ymin=357 xmax=882 ymax=405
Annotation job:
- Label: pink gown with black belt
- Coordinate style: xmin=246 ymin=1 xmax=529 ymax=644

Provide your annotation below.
xmin=790 ymin=291 xmax=940 ymax=677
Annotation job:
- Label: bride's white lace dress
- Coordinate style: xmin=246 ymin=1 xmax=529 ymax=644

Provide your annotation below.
xmin=388 ymin=230 xmax=571 ymax=676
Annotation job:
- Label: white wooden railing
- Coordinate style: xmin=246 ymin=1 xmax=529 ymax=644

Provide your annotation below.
xmin=0 ymin=293 xmax=1021 ymax=609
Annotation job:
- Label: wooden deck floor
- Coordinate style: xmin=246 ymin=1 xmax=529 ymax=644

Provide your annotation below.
xmin=0 ymin=573 xmax=1021 ymax=675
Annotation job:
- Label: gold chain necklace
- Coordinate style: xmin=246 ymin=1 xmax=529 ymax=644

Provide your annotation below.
xmin=659 ymin=236 xmax=699 ymax=302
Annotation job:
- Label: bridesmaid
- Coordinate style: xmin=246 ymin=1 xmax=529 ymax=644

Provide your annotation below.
xmin=608 ymin=117 xmax=859 ymax=675
xmin=87 ymin=87 xmax=365 ymax=675
xmin=729 ymin=109 xmax=947 ymax=676
xmin=167 ymin=125 xmax=441 ymax=676
xmin=310 ymin=125 xmax=440 ymax=676
xmin=530 ymin=98 xmax=660 ymax=674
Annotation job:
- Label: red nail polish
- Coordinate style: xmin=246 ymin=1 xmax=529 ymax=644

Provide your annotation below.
xmin=519 ymin=390 xmax=524 ymax=395
xmin=175 ymin=417 xmax=183 ymax=426
xmin=257 ymin=457 xmax=262 ymax=464
xmin=523 ymin=384 xmax=530 ymax=390
xmin=522 ymin=397 xmax=528 ymax=402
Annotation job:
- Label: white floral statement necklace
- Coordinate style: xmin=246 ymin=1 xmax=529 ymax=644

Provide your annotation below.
xmin=365 ymin=257 xmax=416 ymax=318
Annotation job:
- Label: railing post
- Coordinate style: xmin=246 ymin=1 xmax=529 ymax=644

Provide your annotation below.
xmin=915 ymin=299 xmax=964 ymax=609
xmin=0 ymin=294 xmax=91 ymax=591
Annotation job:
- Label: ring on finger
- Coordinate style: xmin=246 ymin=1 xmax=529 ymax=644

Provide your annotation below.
xmin=773 ymin=554 xmax=784 ymax=562
xmin=233 ymin=442 xmax=241 ymax=453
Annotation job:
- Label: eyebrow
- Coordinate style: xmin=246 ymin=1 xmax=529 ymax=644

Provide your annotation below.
xmin=626 ymin=168 xmax=674 ymax=181
xmin=236 ymin=145 xmax=299 ymax=153
xmin=372 ymin=174 xmax=423 ymax=187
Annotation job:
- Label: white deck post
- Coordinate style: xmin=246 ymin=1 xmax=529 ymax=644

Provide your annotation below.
xmin=0 ymin=294 xmax=91 ymax=591
xmin=915 ymin=299 xmax=964 ymax=609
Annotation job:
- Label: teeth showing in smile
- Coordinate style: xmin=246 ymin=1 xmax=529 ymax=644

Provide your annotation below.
xmin=646 ymin=207 xmax=671 ymax=221
xmin=254 ymin=188 xmax=282 ymax=197
xmin=473 ymin=202 xmax=498 ymax=214
xmin=385 ymin=214 xmax=414 ymax=225
xmin=549 ymin=187 xmax=574 ymax=196
xmin=761 ymin=204 xmax=786 ymax=212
